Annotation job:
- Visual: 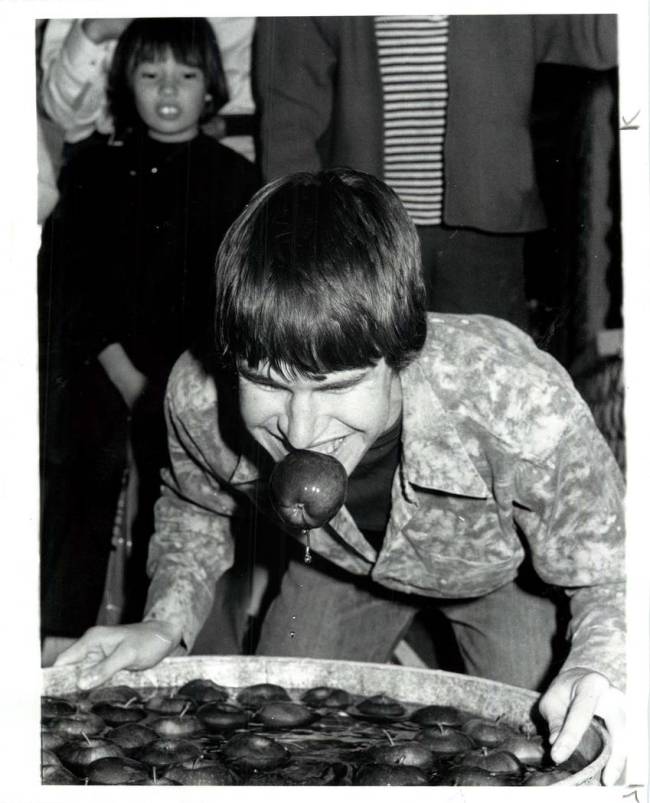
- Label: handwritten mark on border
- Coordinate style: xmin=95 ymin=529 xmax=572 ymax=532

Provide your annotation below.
xmin=620 ymin=111 xmax=640 ymax=130
xmin=623 ymin=784 xmax=645 ymax=802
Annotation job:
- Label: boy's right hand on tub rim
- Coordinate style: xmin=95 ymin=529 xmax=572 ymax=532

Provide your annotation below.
xmin=53 ymin=620 xmax=181 ymax=690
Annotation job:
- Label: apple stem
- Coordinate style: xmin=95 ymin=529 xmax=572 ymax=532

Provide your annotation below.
xmin=123 ymin=696 xmax=138 ymax=709
xmin=180 ymin=701 xmax=191 ymax=718
xmin=82 ymin=731 xmax=91 ymax=746
xmin=382 ymin=729 xmax=395 ymax=746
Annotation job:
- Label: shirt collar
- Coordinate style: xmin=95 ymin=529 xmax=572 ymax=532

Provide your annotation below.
xmin=399 ymin=359 xmax=488 ymax=498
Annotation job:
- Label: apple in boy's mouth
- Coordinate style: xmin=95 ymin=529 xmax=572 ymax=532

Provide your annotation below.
xmin=269 ymin=449 xmax=348 ymax=529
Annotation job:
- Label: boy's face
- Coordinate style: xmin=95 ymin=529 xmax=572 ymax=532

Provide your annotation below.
xmin=237 ymin=359 xmax=403 ymax=475
xmin=131 ymin=52 xmax=208 ymax=143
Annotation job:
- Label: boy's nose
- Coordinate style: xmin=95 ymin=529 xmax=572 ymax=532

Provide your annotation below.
xmin=280 ymin=393 xmax=321 ymax=450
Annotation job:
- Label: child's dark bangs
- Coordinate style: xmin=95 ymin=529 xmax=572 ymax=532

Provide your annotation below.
xmin=129 ymin=28 xmax=203 ymax=69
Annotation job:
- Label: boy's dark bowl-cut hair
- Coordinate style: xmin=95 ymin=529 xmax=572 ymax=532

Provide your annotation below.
xmin=108 ymin=17 xmax=228 ymax=136
xmin=214 ymin=168 xmax=427 ymax=376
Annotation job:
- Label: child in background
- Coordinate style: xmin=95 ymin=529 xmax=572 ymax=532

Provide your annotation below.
xmin=39 ymin=18 xmax=259 ymax=656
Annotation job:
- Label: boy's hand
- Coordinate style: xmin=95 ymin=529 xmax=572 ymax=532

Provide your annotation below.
xmin=538 ymin=667 xmax=625 ymax=785
xmin=53 ymin=621 xmax=181 ymax=690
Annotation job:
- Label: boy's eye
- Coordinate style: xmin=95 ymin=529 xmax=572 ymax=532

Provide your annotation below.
xmin=182 ymin=71 xmax=199 ymax=79
xmin=139 ymin=70 xmax=158 ymax=79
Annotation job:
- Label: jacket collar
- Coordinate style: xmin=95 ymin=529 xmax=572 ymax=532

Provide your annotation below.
xmin=399 ymin=359 xmax=488 ymax=499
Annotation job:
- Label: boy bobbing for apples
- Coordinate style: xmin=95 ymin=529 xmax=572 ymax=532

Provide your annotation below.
xmin=57 ymin=168 xmax=625 ymax=784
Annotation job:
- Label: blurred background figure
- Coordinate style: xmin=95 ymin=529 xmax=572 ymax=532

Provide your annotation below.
xmin=38 ymin=18 xmax=258 ymax=665
xmin=255 ymin=15 xmax=618 ymax=334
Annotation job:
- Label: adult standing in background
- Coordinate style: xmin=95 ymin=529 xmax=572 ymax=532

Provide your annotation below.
xmin=254 ymin=15 xmax=617 ymax=328
xmin=40 ymin=17 xmax=256 ymax=162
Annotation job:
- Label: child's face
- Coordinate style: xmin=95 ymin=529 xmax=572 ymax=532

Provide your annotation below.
xmin=131 ymin=52 xmax=208 ymax=143
xmin=237 ymin=358 xmax=403 ymax=475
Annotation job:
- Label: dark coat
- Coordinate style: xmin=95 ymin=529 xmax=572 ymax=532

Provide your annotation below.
xmin=39 ymin=132 xmax=258 ymax=635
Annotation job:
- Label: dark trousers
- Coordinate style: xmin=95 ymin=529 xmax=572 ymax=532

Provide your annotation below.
xmin=418 ymin=225 xmax=529 ymax=331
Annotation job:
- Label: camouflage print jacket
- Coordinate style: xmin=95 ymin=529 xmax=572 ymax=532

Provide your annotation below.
xmin=144 ymin=314 xmax=625 ymax=689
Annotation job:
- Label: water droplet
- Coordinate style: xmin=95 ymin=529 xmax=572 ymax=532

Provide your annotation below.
xmin=303 ymin=530 xmax=312 ymax=564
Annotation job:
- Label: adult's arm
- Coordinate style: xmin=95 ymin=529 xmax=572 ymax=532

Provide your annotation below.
xmin=255 ymin=16 xmax=336 ymax=180
xmin=40 ymin=19 xmax=121 ymax=142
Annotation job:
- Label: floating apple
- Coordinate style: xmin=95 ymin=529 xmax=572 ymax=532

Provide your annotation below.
xmin=269 ymin=450 xmax=348 ymax=529
xmin=411 ymin=704 xmax=471 ymax=727
xmin=371 ymin=742 xmax=435 ymax=770
xmin=149 ymin=713 xmax=204 ymax=738
xmin=177 ymin=678 xmax=229 ymax=704
xmin=222 ymin=733 xmax=290 ymax=770
xmin=353 ymin=763 xmax=429 ymax=786
xmin=86 ymin=685 xmax=141 ymax=705
xmin=86 ymin=756 xmax=150 ymax=785
xmin=106 ymin=722 xmax=158 ymax=752
xmin=461 ymin=716 xmax=510 ymax=747
xmin=41 ymin=696 xmax=76 ymax=720
xmin=256 ymin=701 xmax=317 ymax=729
xmin=145 ymin=694 xmax=194 ymax=715
xmin=498 ymin=733 xmax=546 ymax=766
xmin=41 ymin=764 xmax=80 ymax=784
xmin=301 ymin=686 xmax=351 ymax=709
xmin=165 ymin=757 xmax=239 ymax=785
xmin=91 ymin=701 xmax=146 ymax=726
xmin=41 ymin=727 xmax=68 ymax=751
xmin=49 ymin=712 xmax=105 ymax=737
xmin=416 ymin=724 xmax=475 ymax=754
xmin=236 ymin=682 xmax=290 ymax=707
xmin=459 ymin=747 xmax=523 ymax=774
xmin=355 ymin=693 xmax=405 ymax=720
xmin=197 ymin=701 xmax=250 ymax=731
xmin=58 ymin=737 xmax=124 ymax=774
xmin=41 ymin=748 xmax=62 ymax=768
xmin=134 ymin=737 xmax=202 ymax=769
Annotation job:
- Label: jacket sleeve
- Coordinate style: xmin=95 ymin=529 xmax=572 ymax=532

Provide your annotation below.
xmin=254 ymin=17 xmax=336 ymax=180
xmin=142 ymin=360 xmax=241 ymax=652
xmin=40 ymin=19 xmax=113 ymax=141
xmin=513 ymin=403 xmax=625 ymax=690
xmin=534 ymin=14 xmax=617 ymax=69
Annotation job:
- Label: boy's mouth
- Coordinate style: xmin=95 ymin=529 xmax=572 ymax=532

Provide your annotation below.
xmin=311 ymin=436 xmax=346 ymax=456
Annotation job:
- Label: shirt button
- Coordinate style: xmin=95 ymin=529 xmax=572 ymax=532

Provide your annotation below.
xmin=151 ymin=167 xmax=158 ymax=174
xmin=440 ymin=578 xmax=447 ymax=586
